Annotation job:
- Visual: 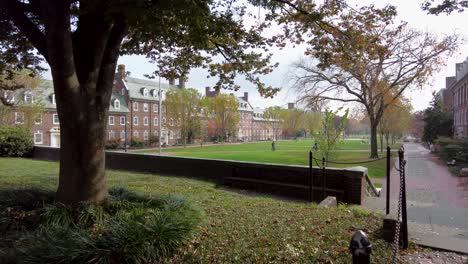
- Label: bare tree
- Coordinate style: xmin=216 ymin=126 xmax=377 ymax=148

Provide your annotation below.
xmin=292 ymin=4 xmax=458 ymax=158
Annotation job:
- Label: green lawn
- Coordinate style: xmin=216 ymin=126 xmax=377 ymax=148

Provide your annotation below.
xmin=0 ymin=158 xmax=394 ymax=263
xmin=140 ymin=139 xmax=399 ymax=178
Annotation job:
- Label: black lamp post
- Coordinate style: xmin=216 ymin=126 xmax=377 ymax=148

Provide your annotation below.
xmin=124 ymin=120 xmax=130 ymax=152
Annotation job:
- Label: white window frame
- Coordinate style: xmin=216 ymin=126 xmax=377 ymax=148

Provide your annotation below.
xmin=14 ymin=112 xmax=24 ymax=124
xmin=133 ymin=130 xmax=139 ymax=138
xmin=143 ymin=103 xmax=148 ymax=112
xmin=109 ymin=116 xmax=115 ymax=125
xmin=163 ymin=117 xmax=166 ymax=125
xmin=143 ymin=88 xmax=148 ymax=97
xmin=143 ymin=130 xmax=149 ymax=140
xmin=153 ymin=103 xmax=158 ymax=112
xmin=133 ymin=102 xmax=138 ymax=111
xmin=52 ymin=94 xmax=56 ymax=105
xmin=34 ymin=131 xmax=43 ymax=144
xmin=120 ymin=130 xmax=125 ymax=141
xmin=108 ymin=130 xmax=115 ymax=140
xmin=24 ymin=92 xmax=34 ymax=103
xmin=169 ymin=118 xmax=174 ymax=126
xmin=133 ymin=116 xmax=139 ymax=126
xmin=120 ymin=116 xmax=125 ymax=125
xmin=154 ymin=117 xmax=159 ymax=126
xmin=34 ymin=113 xmax=42 ymax=124
xmin=53 ymin=114 xmax=60 ymax=124
xmin=114 ymin=99 xmax=120 ymax=109
xmin=143 ymin=116 xmax=149 ymax=126
xmin=4 ymin=91 xmax=14 ymax=103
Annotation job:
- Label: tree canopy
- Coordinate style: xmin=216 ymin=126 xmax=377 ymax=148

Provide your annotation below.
xmin=291 ymin=3 xmax=458 ymax=157
xmin=0 ymin=0 xmax=331 ymax=204
xmin=422 ymin=0 xmax=468 ymax=14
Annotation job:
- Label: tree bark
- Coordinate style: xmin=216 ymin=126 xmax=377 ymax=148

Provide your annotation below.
xmin=39 ymin=1 xmax=128 ymax=204
xmin=380 ymin=132 xmax=384 ymax=153
xmin=56 ymin=106 xmax=108 ymax=204
xmin=370 ymin=124 xmax=379 ymax=158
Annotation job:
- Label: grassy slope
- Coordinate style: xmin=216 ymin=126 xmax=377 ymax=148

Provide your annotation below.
xmin=0 ymin=158 xmax=394 ymax=263
xmin=141 ymin=140 xmax=398 ymax=178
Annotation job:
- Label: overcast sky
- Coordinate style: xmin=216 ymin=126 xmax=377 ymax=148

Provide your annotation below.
xmin=44 ymin=1 xmax=468 ymax=112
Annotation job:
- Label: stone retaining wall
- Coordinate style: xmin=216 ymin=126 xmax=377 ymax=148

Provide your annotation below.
xmin=32 ymin=146 xmax=368 ymax=204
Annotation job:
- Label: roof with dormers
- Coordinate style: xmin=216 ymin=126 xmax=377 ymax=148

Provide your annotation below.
xmin=109 ymin=93 xmax=130 ymax=113
xmin=4 ymin=79 xmax=130 ymax=113
xmin=122 ymin=77 xmax=179 ymax=101
xmin=237 ymin=97 xmax=253 ymax=112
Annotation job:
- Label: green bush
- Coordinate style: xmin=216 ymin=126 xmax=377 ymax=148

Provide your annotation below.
xmin=0 ymin=126 xmax=33 ymax=157
xmin=435 ymin=137 xmax=468 ymax=161
xmin=130 ymin=137 xmax=145 ymax=148
xmin=0 ymin=187 xmax=204 ymax=264
xmin=149 ymin=135 xmax=159 ymax=147
xmin=105 ymin=138 xmax=122 ymax=149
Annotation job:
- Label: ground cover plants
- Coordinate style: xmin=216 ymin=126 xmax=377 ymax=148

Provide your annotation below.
xmin=0 ymin=158 xmax=396 ymax=263
xmin=0 ymin=183 xmax=203 ymax=263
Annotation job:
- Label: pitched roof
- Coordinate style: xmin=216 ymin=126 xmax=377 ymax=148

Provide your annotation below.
xmin=109 ymin=93 xmax=130 ymax=113
xmin=237 ymin=97 xmax=253 ymax=112
xmin=123 ymin=77 xmax=179 ymax=101
xmin=14 ymin=79 xmax=130 ymax=113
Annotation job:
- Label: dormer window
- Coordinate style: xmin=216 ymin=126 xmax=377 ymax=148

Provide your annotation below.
xmin=24 ymin=92 xmax=34 ymax=103
xmin=151 ymin=89 xmax=158 ymax=97
xmin=4 ymin=91 xmax=15 ymax=103
xmin=52 ymin=94 xmax=56 ymax=105
xmin=142 ymin=88 xmax=148 ymax=97
xmin=113 ymin=99 xmax=120 ymax=109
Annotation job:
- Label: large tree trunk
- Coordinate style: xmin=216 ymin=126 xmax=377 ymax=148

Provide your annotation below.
xmin=370 ymin=124 xmax=379 ymax=158
xmin=56 ymin=108 xmax=108 ymax=204
xmin=43 ymin=1 xmax=128 ymax=204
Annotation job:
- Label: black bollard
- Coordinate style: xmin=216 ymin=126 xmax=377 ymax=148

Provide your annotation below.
xmin=349 ymin=230 xmax=372 ymax=264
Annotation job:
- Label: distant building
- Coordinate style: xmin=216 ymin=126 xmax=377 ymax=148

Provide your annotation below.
xmin=447 ymin=57 xmax=468 ymax=138
xmin=2 ymin=64 xmax=286 ymax=146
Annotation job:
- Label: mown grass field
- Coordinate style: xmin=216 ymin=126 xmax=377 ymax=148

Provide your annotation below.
xmin=141 ymin=139 xmax=399 ymax=178
xmin=0 ymin=158 xmax=396 ymax=263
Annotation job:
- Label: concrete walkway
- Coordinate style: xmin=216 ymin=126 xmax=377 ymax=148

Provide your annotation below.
xmin=363 ymin=143 xmax=468 ymax=254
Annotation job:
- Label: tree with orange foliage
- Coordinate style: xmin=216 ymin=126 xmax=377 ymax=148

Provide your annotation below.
xmin=292 ymin=4 xmax=458 ymax=158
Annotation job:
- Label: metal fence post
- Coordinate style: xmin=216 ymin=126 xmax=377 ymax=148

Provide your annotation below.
xmin=386 ymin=146 xmax=391 ymax=215
xmin=322 ymin=157 xmax=326 ymax=200
xmin=399 ymin=148 xmax=409 ymax=249
xmin=309 ymin=151 xmax=313 ymax=202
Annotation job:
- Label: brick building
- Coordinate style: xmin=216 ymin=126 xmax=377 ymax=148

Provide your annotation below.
xmin=449 ymin=58 xmax=468 ymax=138
xmin=205 ymin=88 xmax=281 ymax=142
xmin=2 ymin=64 xmax=283 ymax=146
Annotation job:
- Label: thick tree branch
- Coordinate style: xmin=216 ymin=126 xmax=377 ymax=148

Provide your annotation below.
xmin=2 ymin=0 xmax=48 ymax=60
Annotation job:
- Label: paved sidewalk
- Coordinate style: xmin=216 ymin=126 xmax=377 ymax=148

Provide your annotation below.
xmin=363 ymin=143 xmax=468 ymax=254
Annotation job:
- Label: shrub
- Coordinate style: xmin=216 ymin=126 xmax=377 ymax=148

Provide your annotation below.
xmin=0 ymin=126 xmax=33 ymax=157
xmin=0 ymin=187 xmax=204 ymax=264
xmin=149 ymin=135 xmax=159 ymax=146
xmin=435 ymin=137 xmax=468 ymax=161
xmin=130 ymin=138 xmax=145 ymax=148
xmin=105 ymin=138 xmax=122 ymax=149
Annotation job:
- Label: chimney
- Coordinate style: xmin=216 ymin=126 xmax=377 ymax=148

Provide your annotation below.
xmin=205 ymin=87 xmax=210 ymax=96
xmin=117 ymin=64 xmax=126 ymax=80
xmin=446 ymin=76 xmax=456 ymax=89
xmin=243 ymin=92 xmax=248 ymax=102
xmin=288 ymin=102 xmax=295 ymax=109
